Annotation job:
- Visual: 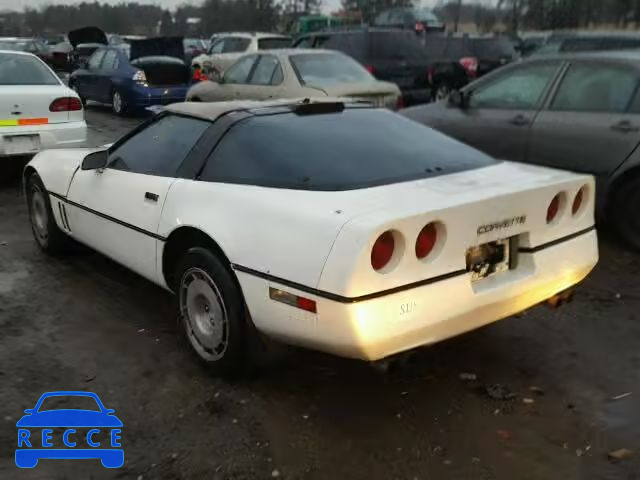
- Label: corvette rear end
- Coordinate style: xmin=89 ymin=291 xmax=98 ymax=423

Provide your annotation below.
xmin=240 ymin=161 xmax=597 ymax=361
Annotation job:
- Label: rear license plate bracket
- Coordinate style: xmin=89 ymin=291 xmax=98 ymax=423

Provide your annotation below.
xmin=466 ymin=238 xmax=511 ymax=281
xmin=4 ymin=134 xmax=40 ymax=155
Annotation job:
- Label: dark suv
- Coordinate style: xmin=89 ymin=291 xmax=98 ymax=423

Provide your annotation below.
xmin=424 ymin=34 xmax=519 ymax=99
xmin=373 ymin=7 xmax=445 ymax=34
xmin=292 ymin=28 xmax=434 ymax=106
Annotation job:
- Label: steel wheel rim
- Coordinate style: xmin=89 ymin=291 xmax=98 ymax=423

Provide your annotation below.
xmin=30 ymin=185 xmax=48 ymax=245
xmin=112 ymin=92 xmax=122 ymax=113
xmin=436 ymin=85 xmax=450 ymax=101
xmin=180 ymin=267 xmax=229 ymax=361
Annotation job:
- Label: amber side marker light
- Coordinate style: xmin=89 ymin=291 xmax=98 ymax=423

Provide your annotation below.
xmin=269 ymin=287 xmax=317 ymax=313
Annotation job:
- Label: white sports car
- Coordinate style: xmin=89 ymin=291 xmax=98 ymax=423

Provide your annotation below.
xmin=1 ymin=50 xmax=86 ymax=157
xmin=24 ymin=99 xmax=598 ymax=376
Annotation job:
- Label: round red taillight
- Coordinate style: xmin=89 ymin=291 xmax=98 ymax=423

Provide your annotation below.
xmin=371 ymin=231 xmax=395 ymax=271
xmin=416 ymin=223 xmax=438 ymax=259
xmin=572 ymin=188 xmax=584 ymax=215
xmin=547 ymin=194 xmax=560 ymax=223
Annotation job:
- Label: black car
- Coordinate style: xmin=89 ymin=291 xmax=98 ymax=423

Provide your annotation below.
xmin=292 ymin=28 xmax=434 ymax=106
xmin=423 ymin=34 xmax=519 ymax=99
xmin=373 ymin=7 xmax=445 ymax=34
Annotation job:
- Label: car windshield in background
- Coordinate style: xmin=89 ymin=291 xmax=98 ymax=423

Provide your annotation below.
xmin=201 ymin=108 xmax=496 ymax=191
xmin=471 ymin=38 xmax=517 ymax=58
xmin=370 ymin=32 xmax=427 ymax=59
xmin=258 ymin=37 xmax=291 ymax=50
xmin=290 ymin=53 xmax=373 ymax=87
xmin=0 ymin=41 xmax=30 ymax=51
xmin=0 ymin=53 xmax=58 ymax=85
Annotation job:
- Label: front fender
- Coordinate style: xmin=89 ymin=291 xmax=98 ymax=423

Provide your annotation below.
xmin=25 ymin=148 xmax=95 ymax=197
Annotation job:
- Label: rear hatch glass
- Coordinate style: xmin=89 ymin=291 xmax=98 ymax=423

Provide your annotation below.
xmin=258 ymin=37 xmax=292 ymax=50
xmin=290 ymin=52 xmax=374 ymax=88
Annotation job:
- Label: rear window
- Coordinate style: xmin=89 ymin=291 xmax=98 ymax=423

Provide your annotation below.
xmin=370 ymin=32 xmax=427 ymax=59
xmin=0 ymin=53 xmax=59 ymax=85
xmin=290 ymin=52 xmax=373 ymax=87
xmin=199 ymin=108 xmax=495 ymax=191
xmin=0 ymin=41 xmax=30 ymax=51
xmin=258 ymin=37 xmax=291 ymax=50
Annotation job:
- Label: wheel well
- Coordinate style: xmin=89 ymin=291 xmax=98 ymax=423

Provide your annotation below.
xmin=190 ymin=96 xmax=202 ymax=102
xmin=23 ymin=165 xmax=37 ymax=188
xmin=162 ymin=227 xmax=232 ymax=292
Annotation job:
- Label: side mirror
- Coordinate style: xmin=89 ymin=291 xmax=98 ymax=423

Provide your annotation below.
xmin=448 ymin=90 xmax=470 ymax=109
xmin=82 ymin=150 xmax=108 ymax=171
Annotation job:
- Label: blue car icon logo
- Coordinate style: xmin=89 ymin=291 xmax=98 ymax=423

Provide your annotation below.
xmin=15 ymin=391 xmax=123 ymax=468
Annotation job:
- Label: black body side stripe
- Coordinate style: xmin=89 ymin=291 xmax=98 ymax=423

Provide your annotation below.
xmin=48 ymin=191 xmax=166 ymax=241
xmin=518 ymin=225 xmax=595 ymax=254
xmin=232 ymin=264 xmax=468 ymax=304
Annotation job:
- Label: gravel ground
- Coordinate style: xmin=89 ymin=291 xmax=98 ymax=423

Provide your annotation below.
xmin=1 ymin=106 xmax=639 ymax=480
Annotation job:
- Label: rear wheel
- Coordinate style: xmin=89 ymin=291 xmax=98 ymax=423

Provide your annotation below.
xmin=175 ymin=247 xmax=258 ymax=377
xmin=26 ymin=173 xmax=70 ymax=255
xmin=111 ymin=90 xmax=127 ymax=116
xmin=432 ymin=82 xmax=452 ymax=102
xmin=609 ymin=174 xmax=640 ymax=250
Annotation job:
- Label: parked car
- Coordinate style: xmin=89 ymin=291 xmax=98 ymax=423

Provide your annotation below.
xmin=292 ymin=28 xmax=434 ymax=106
xmin=68 ymin=26 xmax=108 ymax=70
xmin=191 ymin=32 xmax=291 ymax=77
xmin=373 ymin=7 xmax=445 ymax=34
xmin=184 ymin=38 xmax=207 ymax=65
xmin=0 ymin=37 xmax=53 ymax=67
xmin=422 ymin=34 xmax=519 ymax=100
xmin=531 ymin=32 xmax=640 ymax=57
xmin=0 ymin=50 xmax=86 ymax=157
xmin=24 ymin=98 xmax=597 ymax=376
xmin=187 ymin=49 xmax=401 ymax=109
xmin=402 ymin=51 xmax=640 ymax=248
xmin=69 ymin=37 xmax=190 ymax=115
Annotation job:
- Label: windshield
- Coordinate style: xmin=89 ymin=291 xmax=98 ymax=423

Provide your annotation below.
xmin=290 ymin=53 xmax=374 ymax=87
xmin=258 ymin=37 xmax=291 ymax=49
xmin=200 ymin=108 xmax=495 ymax=191
xmin=0 ymin=53 xmax=59 ymax=85
xmin=37 ymin=395 xmax=101 ymax=412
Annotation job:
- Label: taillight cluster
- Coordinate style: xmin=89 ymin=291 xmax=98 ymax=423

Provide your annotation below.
xmin=49 ymin=97 xmax=82 ymax=112
xmin=546 ymin=186 xmax=588 ymax=224
xmin=371 ymin=222 xmax=440 ymax=272
xmin=459 ymin=57 xmax=479 ymax=78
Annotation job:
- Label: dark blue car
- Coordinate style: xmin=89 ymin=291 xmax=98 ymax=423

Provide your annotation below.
xmin=69 ymin=36 xmax=190 ymax=115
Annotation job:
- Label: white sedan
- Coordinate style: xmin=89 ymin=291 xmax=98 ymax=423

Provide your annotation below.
xmin=24 ymin=99 xmax=598 ymax=376
xmin=0 ymin=50 xmax=86 ymax=157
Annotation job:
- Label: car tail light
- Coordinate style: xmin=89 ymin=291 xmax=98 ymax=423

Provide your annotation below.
xmin=371 ymin=231 xmax=395 ymax=271
xmin=364 ymin=64 xmax=376 ymax=74
xmin=269 ymin=287 xmax=317 ymax=313
xmin=572 ymin=187 xmax=585 ymax=215
xmin=415 ymin=22 xmax=425 ymax=33
xmin=49 ymin=97 xmax=82 ymax=112
xmin=132 ymin=70 xmax=147 ymax=82
xmin=547 ymin=194 xmax=561 ymax=223
xmin=395 ymin=95 xmax=405 ymax=110
xmin=193 ymin=68 xmax=208 ymax=82
xmin=459 ymin=57 xmax=479 ymax=78
xmin=415 ymin=223 xmax=438 ymax=259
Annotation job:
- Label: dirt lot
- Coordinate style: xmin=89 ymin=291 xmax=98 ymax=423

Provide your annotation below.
xmin=1 ymin=107 xmax=639 ymax=480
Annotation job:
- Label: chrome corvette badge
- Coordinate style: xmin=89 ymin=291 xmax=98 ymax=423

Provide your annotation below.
xmin=477 ymin=215 xmax=527 ymax=235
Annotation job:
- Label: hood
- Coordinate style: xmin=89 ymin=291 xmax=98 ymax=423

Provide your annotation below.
xmin=130 ymin=36 xmax=184 ymax=61
xmin=68 ymin=26 xmax=107 ymax=48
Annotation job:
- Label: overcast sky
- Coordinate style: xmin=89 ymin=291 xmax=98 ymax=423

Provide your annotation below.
xmin=0 ymin=0 xmax=443 ymax=14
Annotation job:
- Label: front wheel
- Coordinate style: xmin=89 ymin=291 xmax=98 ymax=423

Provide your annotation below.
xmin=609 ymin=175 xmax=640 ymax=250
xmin=111 ymin=90 xmax=127 ymax=116
xmin=176 ymin=247 xmax=257 ymax=377
xmin=26 ymin=173 xmax=71 ymax=255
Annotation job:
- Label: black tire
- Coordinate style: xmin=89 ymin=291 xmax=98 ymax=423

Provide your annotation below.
xmin=26 ymin=173 xmax=71 ymax=255
xmin=609 ymin=174 xmax=640 ymax=250
xmin=431 ymin=81 xmax=452 ymax=102
xmin=175 ymin=247 xmax=257 ymax=377
xmin=111 ymin=89 xmax=127 ymax=116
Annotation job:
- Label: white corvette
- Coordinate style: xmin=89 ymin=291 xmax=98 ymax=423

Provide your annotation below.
xmin=24 ymin=99 xmax=598 ymax=376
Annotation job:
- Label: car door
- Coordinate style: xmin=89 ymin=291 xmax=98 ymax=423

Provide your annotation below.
xmin=529 ymin=60 xmax=640 ymax=178
xmin=220 ymin=55 xmax=259 ymax=100
xmin=239 ymin=54 xmax=285 ymax=100
xmin=66 ymin=114 xmax=211 ymax=283
xmin=75 ymin=49 xmax=105 ymax=100
xmin=436 ymin=60 xmax=562 ymax=162
xmin=94 ymin=49 xmax=119 ymax=103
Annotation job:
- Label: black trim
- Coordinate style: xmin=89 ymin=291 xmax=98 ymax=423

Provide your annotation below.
xmin=232 ymin=263 xmax=468 ymax=304
xmin=48 ymin=191 xmax=166 ymax=241
xmin=519 ymin=226 xmax=596 ymax=254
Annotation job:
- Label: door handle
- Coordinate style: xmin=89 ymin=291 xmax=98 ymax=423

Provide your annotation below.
xmin=145 ymin=192 xmax=159 ymax=202
xmin=611 ymin=120 xmax=639 ymax=133
xmin=509 ymin=115 xmax=530 ymax=127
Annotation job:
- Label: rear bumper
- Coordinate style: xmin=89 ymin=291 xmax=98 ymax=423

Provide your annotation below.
xmin=0 ymin=121 xmax=87 ymax=157
xmin=238 ymin=228 xmax=598 ymax=361
xmin=127 ymin=84 xmax=188 ymax=108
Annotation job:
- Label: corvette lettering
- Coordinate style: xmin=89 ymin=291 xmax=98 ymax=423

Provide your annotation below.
xmin=477 ymin=216 xmax=527 ymax=235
